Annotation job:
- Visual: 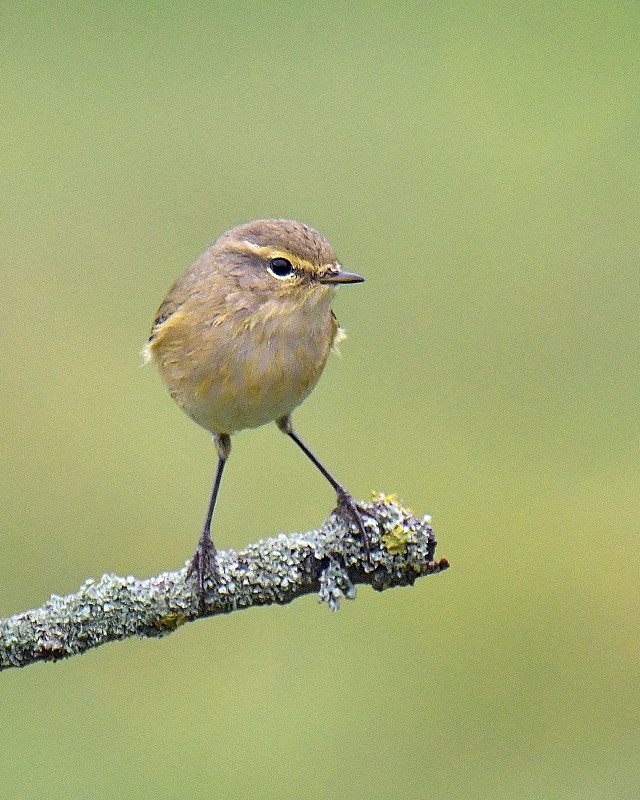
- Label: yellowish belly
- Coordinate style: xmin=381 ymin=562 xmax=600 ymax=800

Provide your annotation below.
xmin=152 ymin=299 xmax=336 ymax=435
xmin=188 ymin=334 xmax=329 ymax=433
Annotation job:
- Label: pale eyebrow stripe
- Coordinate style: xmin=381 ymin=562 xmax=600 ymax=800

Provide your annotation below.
xmin=227 ymin=240 xmax=285 ymax=259
xmin=235 ymin=240 xmax=270 ymax=255
xmin=226 ymin=240 xmax=327 ymax=273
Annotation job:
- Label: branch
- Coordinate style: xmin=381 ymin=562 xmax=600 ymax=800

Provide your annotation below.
xmin=0 ymin=495 xmax=449 ymax=671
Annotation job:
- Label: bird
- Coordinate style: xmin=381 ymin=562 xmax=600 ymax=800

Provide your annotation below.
xmin=144 ymin=218 xmax=367 ymax=602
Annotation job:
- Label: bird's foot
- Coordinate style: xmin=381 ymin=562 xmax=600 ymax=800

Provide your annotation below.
xmin=186 ymin=530 xmax=219 ymax=610
xmin=335 ymin=488 xmax=371 ymax=557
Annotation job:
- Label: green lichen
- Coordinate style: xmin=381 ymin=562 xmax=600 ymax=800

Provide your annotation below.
xmin=382 ymin=522 xmax=409 ymax=555
xmin=154 ymin=612 xmax=189 ymax=631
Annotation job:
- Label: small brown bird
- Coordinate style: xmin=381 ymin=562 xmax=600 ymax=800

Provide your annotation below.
xmin=144 ymin=219 xmax=367 ymax=600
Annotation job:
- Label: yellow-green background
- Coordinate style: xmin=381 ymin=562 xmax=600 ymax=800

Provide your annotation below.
xmin=1 ymin=1 xmax=637 ymax=798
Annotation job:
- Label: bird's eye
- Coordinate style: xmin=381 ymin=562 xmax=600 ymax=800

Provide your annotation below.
xmin=268 ymin=257 xmax=294 ymax=278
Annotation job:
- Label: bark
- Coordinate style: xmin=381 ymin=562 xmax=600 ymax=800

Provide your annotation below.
xmin=0 ymin=495 xmax=449 ymax=671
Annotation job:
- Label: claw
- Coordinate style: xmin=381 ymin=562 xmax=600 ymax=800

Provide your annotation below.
xmin=186 ymin=532 xmax=218 ymax=609
xmin=335 ymin=489 xmax=371 ymax=557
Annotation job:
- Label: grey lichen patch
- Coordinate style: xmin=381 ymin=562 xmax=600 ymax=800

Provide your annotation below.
xmin=318 ymin=560 xmax=357 ymax=611
xmin=0 ymin=496 xmax=449 ymax=671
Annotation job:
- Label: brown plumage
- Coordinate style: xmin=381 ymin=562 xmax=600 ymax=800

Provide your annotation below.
xmin=145 ymin=219 xmax=367 ymax=603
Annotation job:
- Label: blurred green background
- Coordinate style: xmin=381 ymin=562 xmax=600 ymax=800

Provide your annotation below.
xmin=1 ymin=1 xmax=638 ymax=797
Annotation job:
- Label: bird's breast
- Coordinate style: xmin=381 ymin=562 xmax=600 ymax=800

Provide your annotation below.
xmin=153 ymin=289 xmax=337 ymax=435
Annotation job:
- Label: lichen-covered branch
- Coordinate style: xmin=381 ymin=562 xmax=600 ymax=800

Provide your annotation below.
xmin=0 ymin=495 xmax=449 ymax=671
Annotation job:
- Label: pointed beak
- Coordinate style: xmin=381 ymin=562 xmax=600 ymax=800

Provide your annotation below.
xmin=319 ymin=265 xmax=365 ymax=284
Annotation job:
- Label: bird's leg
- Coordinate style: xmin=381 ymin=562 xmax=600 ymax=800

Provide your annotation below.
xmin=276 ymin=415 xmax=370 ymax=555
xmin=187 ymin=433 xmax=231 ymax=607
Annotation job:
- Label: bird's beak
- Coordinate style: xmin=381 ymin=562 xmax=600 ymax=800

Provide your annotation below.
xmin=319 ymin=265 xmax=365 ymax=284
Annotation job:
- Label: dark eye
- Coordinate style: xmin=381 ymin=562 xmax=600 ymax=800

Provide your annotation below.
xmin=268 ymin=257 xmax=293 ymax=277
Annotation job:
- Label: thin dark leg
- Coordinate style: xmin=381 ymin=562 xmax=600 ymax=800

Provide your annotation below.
xmin=187 ymin=433 xmax=230 ymax=605
xmin=276 ymin=415 xmax=370 ymax=554
xmin=202 ymin=454 xmax=226 ymax=541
